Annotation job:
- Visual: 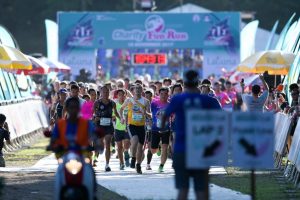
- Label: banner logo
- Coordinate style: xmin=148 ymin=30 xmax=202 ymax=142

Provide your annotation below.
xmin=67 ymin=20 xmax=93 ymax=47
xmin=204 ymin=19 xmax=233 ymax=47
xmin=112 ymin=15 xmax=188 ymax=42
xmin=145 ymin=15 xmax=165 ymax=32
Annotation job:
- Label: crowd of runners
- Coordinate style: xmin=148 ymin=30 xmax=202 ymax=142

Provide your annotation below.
xmin=47 ymin=72 xmax=300 ymax=175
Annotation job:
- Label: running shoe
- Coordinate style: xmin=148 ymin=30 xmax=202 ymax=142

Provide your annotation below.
xmin=92 ymin=158 xmax=97 ymax=167
xmin=120 ymin=164 xmax=125 ymax=170
xmin=156 ymin=149 xmax=161 ymax=156
xmin=93 ymin=155 xmax=98 ymax=163
xmin=111 ymin=147 xmax=116 ymax=154
xmin=130 ymin=158 xmax=136 ymax=169
xmin=124 ymin=152 xmax=130 ymax=167
xmin=158 ymin=164 xmax=164 ymax=173
xmin=136 ymin=164 xmax=142 ymax=174
xmin=125 ymin=158 xmax=130 ymax=167
xmin=105 ymin=166 xmax=111 ymax=172
xmin=146 ymin=165 xmax=152 ymax=170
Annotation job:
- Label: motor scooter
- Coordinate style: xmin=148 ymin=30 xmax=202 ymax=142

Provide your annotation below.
xmin=49 ymin=144 xmax=97 ymax=200
xmin=44 ymin=129 xmax=100 ymax=200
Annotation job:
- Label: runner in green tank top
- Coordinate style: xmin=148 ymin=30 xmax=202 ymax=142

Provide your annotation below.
xmin=114 ymin=89 xmax=131 ymax=170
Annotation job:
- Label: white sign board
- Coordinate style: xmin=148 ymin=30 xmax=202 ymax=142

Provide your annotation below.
xmin=232 ymin=112 xmax=274 ymax=169
xmin=186 ymin=110 xmax=229 ymax=169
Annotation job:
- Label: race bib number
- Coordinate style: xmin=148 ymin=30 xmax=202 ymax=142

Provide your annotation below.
xmin=133 ymin=113 xmax=143 ymax=122
xmin=100 ymin=118 xmax=111 ymax=126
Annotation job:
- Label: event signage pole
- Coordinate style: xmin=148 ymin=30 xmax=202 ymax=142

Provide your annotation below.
xmin=185 ymin=110 xmax=274 ymax=200
xmin=186 ymin=110 xmax=229 ymax=200
xmin=155 ymin=64 xmax=159 ymax=80
xmin=231 ymin=112 xmax=274 ymax=200
xmin=251 ymin=169 xmax=255 ymax=200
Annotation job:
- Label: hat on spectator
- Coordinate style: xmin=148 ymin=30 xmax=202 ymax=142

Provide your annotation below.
xmin=60 ymin=81 xmax=67 ymax=85
xmin=145 ymin=88 xmax=154 ymax=95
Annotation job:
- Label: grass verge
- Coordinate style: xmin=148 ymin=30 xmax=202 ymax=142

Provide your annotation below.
xmin=4 ymin=137 xmax=51 ymax=167
xmin=210 ymin=172 xmax=300 ymax=200
xmin=1 ymin=137 xmax=127 ymax=200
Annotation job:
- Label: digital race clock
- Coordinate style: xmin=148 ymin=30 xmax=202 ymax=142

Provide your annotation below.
xmin=132 ymin=53 xmax=167 ymax=66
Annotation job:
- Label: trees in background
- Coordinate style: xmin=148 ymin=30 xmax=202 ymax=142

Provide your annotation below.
xmin=0 ymin=0 xmax=298 ymax=54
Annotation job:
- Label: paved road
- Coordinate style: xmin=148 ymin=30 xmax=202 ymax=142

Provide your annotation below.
xmin=1 ymin=152 xmax=251 ymax=200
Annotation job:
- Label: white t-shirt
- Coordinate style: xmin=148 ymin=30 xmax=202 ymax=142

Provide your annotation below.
xmin=242 ymin=91 xmax=269 ymax=112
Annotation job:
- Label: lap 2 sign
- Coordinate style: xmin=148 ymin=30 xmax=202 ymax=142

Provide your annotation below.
xmin=186 ymin=110 xmax=229 ymax=169
xmin=232 ymin=112 xmax=274 ymax=169
xmin=186 ymin=111 xmax=275 ymax=169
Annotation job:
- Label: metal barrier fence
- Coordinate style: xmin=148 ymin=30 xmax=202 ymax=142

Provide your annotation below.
xmin=274 ymin=112 xmax=300 ymax=187
xmin=0 ymin=97 xmax=49 ymax=141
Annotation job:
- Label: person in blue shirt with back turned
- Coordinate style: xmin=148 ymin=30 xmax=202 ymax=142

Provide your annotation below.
xmin=161 ymin=70 xmax=221 ymax=200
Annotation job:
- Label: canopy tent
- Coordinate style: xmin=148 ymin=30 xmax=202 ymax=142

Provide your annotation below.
xmin=237 ymin=51 xmax=295 ymax=75
xmin=15 ymin=55 xmax=50 ymax=75
xmin=38 ymin=56 xmax=71 ymax=73
xmin=0 ymin=44 xmax=32 ymax=70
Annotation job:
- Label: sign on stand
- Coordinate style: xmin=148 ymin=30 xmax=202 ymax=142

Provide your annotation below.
xmin=186 ymin=110 xmax=229 ymax=169
xmin=232 ymin=112 xmax=274 ymax=169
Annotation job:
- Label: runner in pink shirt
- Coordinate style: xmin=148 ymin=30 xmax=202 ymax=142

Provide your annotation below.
xmin=224 ymin=81 xmax=237 ymax=111
xmin=213 ymin=81 xmax=232 ymax=110
xmin=81 ymin=88 xmax=97 ymax=120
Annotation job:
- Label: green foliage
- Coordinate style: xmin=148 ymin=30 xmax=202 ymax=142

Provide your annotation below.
xmin=0 ymin=0 xmax=299 ymax=55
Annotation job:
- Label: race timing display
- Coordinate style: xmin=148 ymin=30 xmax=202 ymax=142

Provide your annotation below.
xmin=132 ymin=53 xmax=167 ymax=65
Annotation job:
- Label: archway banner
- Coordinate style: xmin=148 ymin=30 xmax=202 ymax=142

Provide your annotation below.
xmin=58 ymin=12 xmax=240 ymax=78
xmin=58 ymin=12 xmax=240 ymax=50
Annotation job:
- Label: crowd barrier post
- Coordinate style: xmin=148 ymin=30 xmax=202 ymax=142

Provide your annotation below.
xmin=251 ymin=169 xmax=256 ymax=200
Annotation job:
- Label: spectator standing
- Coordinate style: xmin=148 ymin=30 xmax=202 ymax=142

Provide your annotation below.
xmin=169 ymin=49 xmax=182 ymax=68
xmin=241 ymin=75 xmax=269 ymax=112
xmin=286 ymin=86 xmax=300 ymax=149
xmin=0 ymin=114 xmax=11 ymax=167
xmin=183 ymin=49 xmax=193 ymax=68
